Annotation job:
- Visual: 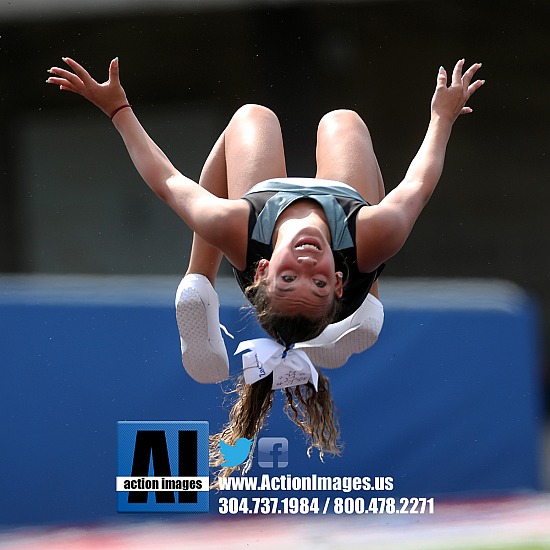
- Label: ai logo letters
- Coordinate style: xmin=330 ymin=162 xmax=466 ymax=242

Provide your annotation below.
xmin=117 ymin=421 xmax=209 ymax=512
xmin=258 ymin=437 xmax=289 ymax=468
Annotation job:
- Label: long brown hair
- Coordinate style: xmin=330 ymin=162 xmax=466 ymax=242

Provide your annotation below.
xmin=209 ymin=278 xmax=343 ymax=486
xmin=209 ymin=371 xmax=341 ymax=485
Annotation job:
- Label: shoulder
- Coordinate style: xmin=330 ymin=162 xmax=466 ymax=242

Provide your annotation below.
xmin=220 ymin=197 xmax=251 ymax=219
xmin=355 ymin=204 xmax=405 ymax=272
xmin=213 ymin=199 xmax=251 ymax=270
xmin=207 ymin=196 xmax=250 ymax=233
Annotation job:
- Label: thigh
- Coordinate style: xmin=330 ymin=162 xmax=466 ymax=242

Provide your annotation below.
xmin=315 ymin=109 xmax=385 ymax=205
xmin=188 ymin=105 xmax=286 ymax=277
xmin=224 ymin=104 xmax=287 ymax=199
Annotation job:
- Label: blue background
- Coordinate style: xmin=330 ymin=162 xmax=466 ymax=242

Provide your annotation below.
xmin=0 ymin=276 xmax=543 ymax=526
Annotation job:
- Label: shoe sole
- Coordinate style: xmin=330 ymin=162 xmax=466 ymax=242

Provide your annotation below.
xmin=304 ymin=325 xmax=380 ymax=369
xmin=175 ymin=286 xmax=229 ymax=384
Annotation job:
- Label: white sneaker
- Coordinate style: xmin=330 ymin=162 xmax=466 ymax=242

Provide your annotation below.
xmin=175 ymin=274 xmax=229 ymax=383
xmin=296 ymin=294 xmax=384 ymax=369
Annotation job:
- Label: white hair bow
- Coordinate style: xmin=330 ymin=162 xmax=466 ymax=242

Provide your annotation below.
xmin=235 ymin=338 xmax=319 ymax=391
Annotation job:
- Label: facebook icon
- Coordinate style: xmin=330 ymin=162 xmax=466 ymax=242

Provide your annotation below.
xmin=258 ymin=437 xmax=288 ymax=468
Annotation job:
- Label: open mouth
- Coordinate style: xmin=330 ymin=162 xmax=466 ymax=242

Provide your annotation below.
xmin=294 ymin=238 xmax=321 ymax=251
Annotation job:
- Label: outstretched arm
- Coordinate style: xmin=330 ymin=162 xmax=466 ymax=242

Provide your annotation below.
xmin=46 ymin=58 xmax=236 ymax=247
xmin=358 ymin=59 xmax=484 ymax=271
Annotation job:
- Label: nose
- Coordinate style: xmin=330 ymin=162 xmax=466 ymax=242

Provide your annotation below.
xmin=296 ymin=256 xmax=318 ymax=268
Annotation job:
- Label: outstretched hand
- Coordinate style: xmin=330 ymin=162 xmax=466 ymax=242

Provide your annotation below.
xmin=46 ymin=57 xmax=129 ymax=118
xmin=431 ymin=59 xmax=484 ymax=123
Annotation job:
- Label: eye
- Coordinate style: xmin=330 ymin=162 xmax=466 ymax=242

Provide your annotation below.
xmin=314 ymin=280 xmax=327 ymax=288
xmin=282 ymin=275 xmax=296 ymax=283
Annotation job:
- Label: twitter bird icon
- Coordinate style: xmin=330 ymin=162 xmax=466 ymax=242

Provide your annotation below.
xmin=220 ymin=438 xmax=253 ymax=467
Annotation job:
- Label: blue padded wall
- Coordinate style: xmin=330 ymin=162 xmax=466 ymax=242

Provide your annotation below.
xmin=0 ymin=276 xmax=542 ymax=526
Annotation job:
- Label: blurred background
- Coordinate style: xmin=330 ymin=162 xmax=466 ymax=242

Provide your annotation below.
xmin=2 ymin=0 xmax=548 ymax=304
xmin=1 ymin=0 xmax=549 ymax=546
xmin=2 ymin=0 xmax=549 ymax=379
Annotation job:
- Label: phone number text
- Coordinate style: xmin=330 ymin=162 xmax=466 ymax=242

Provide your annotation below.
xmin=218 ymin=496 xmax=434 ymax=515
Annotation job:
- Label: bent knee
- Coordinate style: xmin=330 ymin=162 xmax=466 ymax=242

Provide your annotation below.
xmin=318 ymin=109 xmax=368 ymax=135
xmin=231 ymin=104 xmax=280 ymax=126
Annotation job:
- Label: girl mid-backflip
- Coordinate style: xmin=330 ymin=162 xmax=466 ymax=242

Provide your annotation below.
xmin=47 ymin=57 xmax=483 ymax=475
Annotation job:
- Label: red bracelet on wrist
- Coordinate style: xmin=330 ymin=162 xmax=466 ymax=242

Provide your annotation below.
xmin=110 ymin=104 xmax=132 ymax=120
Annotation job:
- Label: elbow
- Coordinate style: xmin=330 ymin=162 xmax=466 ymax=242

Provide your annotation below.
xmin=154 ymin=185 xmax=170 ymax=204
xmin=153 ymin=173 xmax=180 ymax=204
